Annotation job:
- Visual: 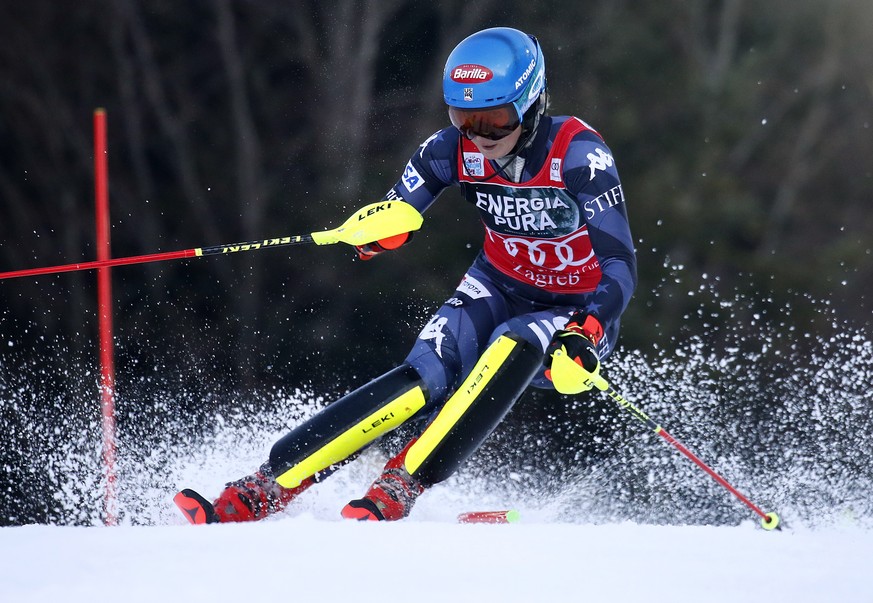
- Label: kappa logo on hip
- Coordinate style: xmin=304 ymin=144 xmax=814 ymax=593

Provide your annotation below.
xmin=420 ymin=315 xmax=449 ymax=358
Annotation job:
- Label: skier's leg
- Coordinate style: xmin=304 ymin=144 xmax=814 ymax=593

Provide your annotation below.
xmin=342 ymin=332 xmax=542 ymax=520
xmin=402 ymin=270 xmax=511 ymax=405
xmin=340 ymin=270 xmax=526 ymax=520
xmin=268 ymin=364 xmax=428 ymax=489
xmin=391 ymin=307 xmax=619 ymax=498
xmin=405 ymin=332 xmax=543 ymax=485
xmin=336 ymin=303 xmax=619 ymax=522
xmin=176 ymin=364 xmax=429 ymax=524
xmin=340 ymin=438 xmax=423 ymax=521
xmin=176 ymin=461 xmax=317 ymax=524
xmin=177 ymin=267 xmax=510 ymax=525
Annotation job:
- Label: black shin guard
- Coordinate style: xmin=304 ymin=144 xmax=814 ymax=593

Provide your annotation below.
xmin=404 ymin=333 xmax=542 ymax=487
xmin=269 ymin=365 xmax=427 ymax=488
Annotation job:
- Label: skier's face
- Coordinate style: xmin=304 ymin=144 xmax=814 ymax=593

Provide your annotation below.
xmin=469 ymin=125 xmax=522 ymax=160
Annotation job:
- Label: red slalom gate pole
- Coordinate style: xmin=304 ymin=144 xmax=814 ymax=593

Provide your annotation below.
xmin=0 ymin=248 xmax=198 ymax=280
xmin=94 ymin=108 xmax=118 ymax=526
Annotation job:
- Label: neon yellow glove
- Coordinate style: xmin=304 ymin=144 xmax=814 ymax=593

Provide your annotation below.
xmin=545 ymin=314 xmax=605 ymax=394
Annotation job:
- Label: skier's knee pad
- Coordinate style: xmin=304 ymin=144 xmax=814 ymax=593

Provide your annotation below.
xmin=270 ymin=364 xmax=428 ymax=488
xmin=404 ymin=333 xmax=542 ymax=487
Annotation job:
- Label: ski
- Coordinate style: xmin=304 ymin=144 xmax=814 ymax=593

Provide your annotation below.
xmin=457 ymin=510 xmax=520 ymax=524
xmin=175 ymin=487 xmax=519 ymax=525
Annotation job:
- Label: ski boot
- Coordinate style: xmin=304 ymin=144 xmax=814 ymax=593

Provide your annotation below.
xmin=175 ymin=463 xmax=314 ymax=524
xmin=341 ymin=439 xmax=424 ymax=521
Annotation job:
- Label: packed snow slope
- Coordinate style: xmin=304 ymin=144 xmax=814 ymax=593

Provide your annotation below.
xmin=1 ymin=518 xmax=871 ymax=602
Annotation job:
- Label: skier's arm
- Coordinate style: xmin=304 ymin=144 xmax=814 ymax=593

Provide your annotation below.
xmin=382 ymin=127 xmax=460 ymax=212
xmin=564 ymin=136 xmax=637 ymax=328
xmin=355 ymin=128 xmax=461 ymax=259
xmin=543 ymin=137 xmax=635 ymax=391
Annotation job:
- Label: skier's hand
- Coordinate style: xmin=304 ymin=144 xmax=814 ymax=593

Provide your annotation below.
xmin=545 ymin=313 xmax=604 ymax=394
xmin=355 ymin=232 xmax=413 ymax=261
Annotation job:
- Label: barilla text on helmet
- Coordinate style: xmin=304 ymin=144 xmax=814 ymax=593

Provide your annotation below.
xmin=451 ymin=65 xmax=494 ymax=83
xmin=442 ymin=28 xmax=545 ymax=116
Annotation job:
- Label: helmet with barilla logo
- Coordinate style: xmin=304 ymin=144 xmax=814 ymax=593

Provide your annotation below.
xmin=443 ymin=27 xmax=546 ymax=117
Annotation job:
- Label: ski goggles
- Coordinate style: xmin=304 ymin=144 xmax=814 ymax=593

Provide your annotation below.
xmin=448 ymin=103 xmax=522 ymax=141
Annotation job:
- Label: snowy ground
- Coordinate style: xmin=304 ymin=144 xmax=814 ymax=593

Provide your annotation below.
xmin=3 ymin=442 xmax=873 ymax=603
xmin=2 ymin=518 xmax=871 ymax=602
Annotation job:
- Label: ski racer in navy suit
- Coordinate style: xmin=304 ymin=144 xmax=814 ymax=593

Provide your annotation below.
xmin=175 ymin=27 xmax=637 ymax=524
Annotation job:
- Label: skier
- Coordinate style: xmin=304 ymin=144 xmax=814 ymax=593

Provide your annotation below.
xmin=175 ymin=26 xmax=636 ymax=524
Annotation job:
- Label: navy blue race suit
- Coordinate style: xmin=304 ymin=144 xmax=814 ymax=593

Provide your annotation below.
xmin=385 ymin=115 xmax=637 ymax=407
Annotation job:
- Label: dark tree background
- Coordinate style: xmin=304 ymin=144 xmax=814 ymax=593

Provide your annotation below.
xmin=1 ymin=1 xmax=871 ymax=524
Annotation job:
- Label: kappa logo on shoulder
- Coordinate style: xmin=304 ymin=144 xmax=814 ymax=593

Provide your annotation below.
xmin=418 ymin=131 xmax=440 ymax=158
xmin=587 ymin=148 xmax=614 ymax=181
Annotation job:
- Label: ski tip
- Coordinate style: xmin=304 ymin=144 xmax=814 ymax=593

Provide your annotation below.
xmin=174 ymin=489 xmax=221 ymax=525
xmin=457 ymin=510 xmax=520 ymax=524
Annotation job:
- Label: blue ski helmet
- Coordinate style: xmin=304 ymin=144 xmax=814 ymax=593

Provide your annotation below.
xmin=443 ymin=27 xmax=546 ymax=139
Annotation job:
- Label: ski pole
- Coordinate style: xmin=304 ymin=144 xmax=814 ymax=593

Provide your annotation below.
xmin=0 ymin=200 xmax=423 ymax=281
xmin=599 ymin=376 xmax=779 ymax=529
xmin=551 ymin=350 xmax=781 ymax=530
